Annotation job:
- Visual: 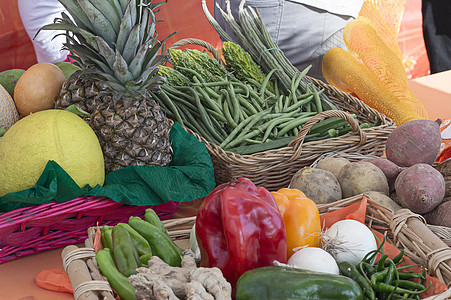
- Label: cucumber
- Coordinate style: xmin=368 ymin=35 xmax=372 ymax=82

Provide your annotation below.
xmin=236 ymin=266 xmax=363 ymax=300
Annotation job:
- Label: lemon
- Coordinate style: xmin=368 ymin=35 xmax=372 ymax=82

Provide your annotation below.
xmin=0 ymin=109 xmax=105 ymax=196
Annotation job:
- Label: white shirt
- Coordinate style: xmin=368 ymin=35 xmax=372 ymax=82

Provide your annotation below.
xmin=17 ymin=0 xmax=70 ymax=63
xmin=289 ymin=0 xmax=365 ymax=18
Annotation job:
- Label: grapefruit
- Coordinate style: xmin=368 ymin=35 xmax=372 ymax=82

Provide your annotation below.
xmin=0 ymin=109 xmax=105 ymax=196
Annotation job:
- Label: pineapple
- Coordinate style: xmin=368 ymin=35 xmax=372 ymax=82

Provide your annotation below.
xmin=40 ymin=0 xmax=173 ymax=173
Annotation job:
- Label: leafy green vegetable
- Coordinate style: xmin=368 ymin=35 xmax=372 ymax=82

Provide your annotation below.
xmin=169 ymin=48 xmax=229 ymax=82
xmin=222 ymin=41 xmax=271 ymax=90
xmin=158 ymin=65 xmax=191 ymax=86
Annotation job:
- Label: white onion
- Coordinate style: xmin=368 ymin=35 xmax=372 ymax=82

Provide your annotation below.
xmin=287 ymin=247 xmax=339 ymax=274
xmin=322 ymin=219 xmax=377 ymax=266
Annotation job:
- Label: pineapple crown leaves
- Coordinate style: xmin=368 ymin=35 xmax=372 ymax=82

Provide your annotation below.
xmin=38 ymin=0 xmax=172 ymax=94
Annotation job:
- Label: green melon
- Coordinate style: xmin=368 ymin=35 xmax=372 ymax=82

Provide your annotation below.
xmin=0 ymin=109 xmax=105 ymax=196
xmin=0 ymin=69 xmax=25 ymax=98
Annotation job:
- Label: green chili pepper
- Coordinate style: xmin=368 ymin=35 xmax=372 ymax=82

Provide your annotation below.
xmin=128 ymin=216 xmax=182 ymax=267
xmin=387 ymin=249 xmax=405 ymax=266
xmin=371 ymin=268 xmax=390 ymax=285
xmin=96 ymin=248 xmax=134 ymax=300
xmin=373 ymin=282 xmax=431 ymax=295
xmin=144 ymin=208 xmax=168 ymax=235
xmin=112 ymin=225 xmax=140 ymax=277
xmin=396 ymin=280 xmax=427 ymax=290
xmin=115 ymin=223 xmax=152 ymax=257
xmin=380 ymin=260 xmax=398 ymax=300
xmin=339 ymin=261 xmax=375 ymax=300
xmin=144 ymin=208 xmax=184 ymax=255
xmin=397 ymin=271 xmax=425 ymax=281
xmin=101 ymin=225 xmax=113 ymax=250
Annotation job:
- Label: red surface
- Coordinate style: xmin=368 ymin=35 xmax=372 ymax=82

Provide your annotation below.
xmin=0 ymin=0 xmax=221 ymax=72
xmin=0 ymin=0 xmax=37 ymax=71
xmin=397 ymin=0 xmax=430 ymax=79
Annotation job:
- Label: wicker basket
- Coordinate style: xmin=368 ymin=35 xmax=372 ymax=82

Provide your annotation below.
xmin=0 ymin=196 xmax=179 ymax=264
xmin=65 ymin=195 xmax=451 ymax=299
xmin=170 ymin=39 xmax=396 ymax=190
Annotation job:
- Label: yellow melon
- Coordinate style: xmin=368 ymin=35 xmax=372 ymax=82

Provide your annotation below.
xmin=0 ymin=109 xmax=105 ymax=196
xmin=0 ymin=84 xmax=19 ymax=130
xmin=13 ymin=63 xmax=66 ymax=116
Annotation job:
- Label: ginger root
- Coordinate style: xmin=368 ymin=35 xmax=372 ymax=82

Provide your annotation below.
xmin=129 ymin=250 xmax=232 ymax=300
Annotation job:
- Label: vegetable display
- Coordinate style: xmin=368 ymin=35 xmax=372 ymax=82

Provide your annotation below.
xmin=155 ymin=47 xmax=372 ymax=154
xmin=195 ymin=178 xmax=287 ymax=287
xmin=128 ymin=216 xmax=183 ymax=267
xmin=96 ymin=208 xmax=185 ymax=298
xmin=149 ymin=1 xmax=375 ymax=154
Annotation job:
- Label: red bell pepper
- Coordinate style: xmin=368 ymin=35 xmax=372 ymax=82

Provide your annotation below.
xmin=195 ymin=178 xmax=287 ymax=287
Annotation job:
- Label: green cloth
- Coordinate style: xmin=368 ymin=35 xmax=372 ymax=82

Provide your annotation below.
xmin=0 ymin=122 xmax=216 ymax=212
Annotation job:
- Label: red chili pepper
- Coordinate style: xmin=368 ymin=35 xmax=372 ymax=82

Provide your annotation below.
xmin=195 ymin=178 xmax=287 ymax=287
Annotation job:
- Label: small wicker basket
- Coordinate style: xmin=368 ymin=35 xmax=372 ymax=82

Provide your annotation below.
xmin=0 ymin=197 xmax=179 ymax=264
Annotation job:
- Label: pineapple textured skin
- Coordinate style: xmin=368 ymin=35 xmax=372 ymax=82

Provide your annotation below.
xmin=90 ymin=93 xmax=172 ymax=173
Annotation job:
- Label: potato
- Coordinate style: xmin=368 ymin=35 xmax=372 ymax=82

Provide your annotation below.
xmin=364 ymin=191 xmax=402 ymax=213
xmin=424 ymin=201 xmax=451 ymax=227
xmin=315 ymin=157 xmax=351 ymax=180
xmin=289 ymin=167 xmax=342 ymax=205
xmin=338 ymin=162 xmax=390 ymax=198
xmin=395 ymin=163 xmax=445 ymax=214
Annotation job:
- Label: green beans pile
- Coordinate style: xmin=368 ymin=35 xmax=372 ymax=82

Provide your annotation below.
xmin=338 ymin=236 xmax=431 ymax=300
xmin=152 ymin=64 xmax=369 ymax=154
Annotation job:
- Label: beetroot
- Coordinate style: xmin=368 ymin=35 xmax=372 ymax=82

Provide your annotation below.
xmin=395 ymin=164 xmax=445 ymax=214
xmin=424 ymin=201 xmax=451 ymax=227
xmin=385 ymin=119 xmax=441 ymax=167
xmin=362 ymin=157 xmax=405 ymax=192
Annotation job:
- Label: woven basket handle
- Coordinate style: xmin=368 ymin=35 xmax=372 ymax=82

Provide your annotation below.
xmin=288 ymin=110 xmax=367 ymax=161
xmin=168 ymin=38 xmax=226 ymax=66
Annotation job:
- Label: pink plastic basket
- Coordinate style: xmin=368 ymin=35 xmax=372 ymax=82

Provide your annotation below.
xmin=0 ymin=196 xmax=179 ymax=263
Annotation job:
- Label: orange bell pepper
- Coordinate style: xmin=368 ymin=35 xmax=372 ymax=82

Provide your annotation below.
xmin=271 ymin=188 xmax=321 ymax=258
